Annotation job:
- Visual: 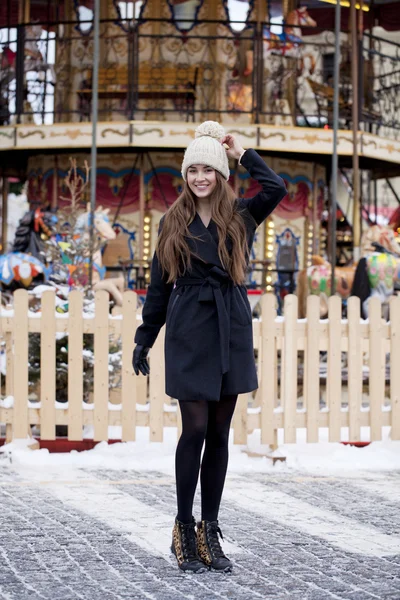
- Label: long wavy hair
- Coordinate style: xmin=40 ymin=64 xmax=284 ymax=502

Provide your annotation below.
xmin=156 ymin=172 xmax=248 ymax=285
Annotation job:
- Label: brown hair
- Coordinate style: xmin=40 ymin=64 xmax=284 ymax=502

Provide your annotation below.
xmin=156 ymin=172 xmax=248 ymax=285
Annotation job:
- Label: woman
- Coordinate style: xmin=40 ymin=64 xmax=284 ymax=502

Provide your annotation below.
xmin=133 ymin=121 xmax=286 ymax=574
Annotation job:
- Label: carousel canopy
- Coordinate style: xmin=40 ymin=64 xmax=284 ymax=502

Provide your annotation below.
xmin=303 ymin=0 xmax=400 ymax=32
xmin=1 ymin=0 xmax=400 ymax=29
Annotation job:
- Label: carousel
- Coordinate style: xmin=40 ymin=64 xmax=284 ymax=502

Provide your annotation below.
xmin=0 ymin=0 xmax=400 ymax=316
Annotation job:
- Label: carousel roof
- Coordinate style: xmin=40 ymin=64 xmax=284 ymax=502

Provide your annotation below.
xmin=1 ymin=0 xmax=400 ymax=30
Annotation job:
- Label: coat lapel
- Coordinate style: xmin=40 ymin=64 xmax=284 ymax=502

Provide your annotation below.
xmin=187 ymin=213 xmax=224 ymax=269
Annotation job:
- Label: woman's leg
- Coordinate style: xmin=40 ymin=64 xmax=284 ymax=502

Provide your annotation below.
xmin=175 ymin=400 xmax=209 ymax=524
xmin=200 ymin=394 xmax=237 ymax=521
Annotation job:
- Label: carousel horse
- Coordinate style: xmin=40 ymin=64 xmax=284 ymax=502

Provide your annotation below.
xmin=297 ymin=255 xmax=356 ymax=318
xmin=297 ymin=225 xmax=400 ymax=319
xmin=243 ymin=7 xmax=317 ymax=77
xmin=72 ymin=205 xmax=125 ymax=306
xmin=0 ymin=204 xmax=124 ymax=306
xmin=351 ymin=225 xmax=400 ymax=320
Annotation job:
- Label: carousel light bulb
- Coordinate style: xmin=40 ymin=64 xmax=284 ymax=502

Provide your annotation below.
xmin=144 ymin=225 xmax=150 ymax=232
xmin=266 ymin=275 xmax=272 ymax=283
xmin=268 ymin=221 xmax=274 ymax=228
xmin=267 ymin=251 xmax=273 ymax=258
xmin=266 ymin=285 xmax=272 ymax=292
xmin=267 ymin=244 xmax=274 ymax=251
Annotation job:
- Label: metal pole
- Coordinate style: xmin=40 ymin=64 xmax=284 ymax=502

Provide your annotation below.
xmin=1 ymin=177 xmax=9 ymax=254
xmin=89 ymin=0 xmax=100 ymax=288
xmin=351 ymin=0 xmax=360 ymax=262
xmin=330 ymin=0 xmax=341 ymax=295
xmin=312 ymin=163 xmax=318 ymax=255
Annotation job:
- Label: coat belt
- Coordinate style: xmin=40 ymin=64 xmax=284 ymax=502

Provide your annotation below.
xmin=175 ymin=267 xmax=230 ymax=374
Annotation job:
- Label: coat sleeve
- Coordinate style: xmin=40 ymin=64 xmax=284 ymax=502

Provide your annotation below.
xmin=134 ymin=223 xmax=173 ymax=348
xmin=239 ymin=149 xmax=287 ymax=226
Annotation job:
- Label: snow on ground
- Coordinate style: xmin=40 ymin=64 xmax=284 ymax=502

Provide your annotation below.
xmin=2 ymin=425 xmax=400 ymax=477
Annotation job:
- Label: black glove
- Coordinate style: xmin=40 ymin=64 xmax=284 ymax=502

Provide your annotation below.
xmin=132 ymin=344 xmax=150 ymax=376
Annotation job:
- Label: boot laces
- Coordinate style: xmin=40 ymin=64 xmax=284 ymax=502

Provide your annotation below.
xmin=207 ymin=522 xmax=226 ymax=559
xmin=180 ymin=522 xmax=198 ymax=562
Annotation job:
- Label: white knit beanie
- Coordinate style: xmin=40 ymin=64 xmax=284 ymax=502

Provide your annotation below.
xmin=181 ymin=121 xmax=229 ymax=181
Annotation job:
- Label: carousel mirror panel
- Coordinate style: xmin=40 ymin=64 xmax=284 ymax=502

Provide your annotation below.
xmin=223 ymin=0 xmax=254 ymax=33
xmin=73 ymin=0 xmax=94 ymax=34
xmin=166 ymin=0 xmax=205 ymax=33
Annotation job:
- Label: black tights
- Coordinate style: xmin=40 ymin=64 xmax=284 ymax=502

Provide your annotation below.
xmin=175 ymin=395 xmax=237 ymax=524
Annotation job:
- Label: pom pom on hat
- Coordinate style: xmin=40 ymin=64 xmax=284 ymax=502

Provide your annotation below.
xmin=195 ymin=121 xmax=226 ymax=141
xmin=181 ymin=121 xmax=229 ymax=181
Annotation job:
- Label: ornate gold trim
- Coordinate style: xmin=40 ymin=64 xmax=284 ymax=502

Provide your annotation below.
xmin=289 ymin=134 xmax=329 ymax=144
xmin=0 ymin=130 xmax=14 ymax=139
xmin=49 ymin=129 xmax=91 ymax=140
xmin=227 ymin=129 xmax=255 ymax=138
xmin=337 ymin=136 xmax=352 ymax=144
xmin=260 ymin=132 xmax=286 ymax=142
xmin=18 ymin=130 xmax=46 ymax=139
xmin=379 ymin=143 xmax=400 ymax=155
xmin=101 ymin=128 xmax=129 ymax=138
xmin=133 ymin=127 xmax=164 ymax=137
xmin=362 ymin=139 xmax=377 ymax=148
xmin=169 ymin=129 xmax=195 ymax=138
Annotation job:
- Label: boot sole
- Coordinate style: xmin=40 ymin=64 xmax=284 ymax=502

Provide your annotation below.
xmin=171 ymin=545 xmax=207 ymax=574
xmin=209 ymin=565 xmax=233 ymax=573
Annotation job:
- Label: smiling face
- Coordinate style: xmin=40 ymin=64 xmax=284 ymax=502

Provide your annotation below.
xmin=187 ymin=164 xmax=217 ymax=199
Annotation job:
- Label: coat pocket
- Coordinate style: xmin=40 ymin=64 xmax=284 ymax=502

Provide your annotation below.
xmin=235 ymin=286 xmax=252 ymax=326
xmin=166 ymin=293 xmax=181 ymax=331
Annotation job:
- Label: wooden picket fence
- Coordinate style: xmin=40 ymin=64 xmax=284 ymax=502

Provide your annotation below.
xmin=0 ymin=288 xmax=399 ymax=446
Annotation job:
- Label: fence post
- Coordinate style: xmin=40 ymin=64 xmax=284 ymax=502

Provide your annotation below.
xmin=149 ymin=327 xmax=165 ymax=442
xmin=260 ymin=293 xmax=277 ymax=447
xmin=390 ymin=295 xmax=400 ymax=440
xmin=12 ymin=290 xmax=29 ymax=439
xmin=5 ymin=315 xmax=14 ymax=443
xmin=121 ymin=291 xmax=137 ymax=441
xmin=328 ymin=295 xmax=342 ymax=442
xmin=40 ymin=291 xmax=56 ymax=440
xmin=369 ymin=296 xmax=383 ymax=441
xmin=283 ymin=294 xmax=298 ymax=443
xmin=233 ymin=394 xmax=248 ymax=445
xmin=348 ymin=296 xmax=362 ymax=442
xmin=94 ymin=290 xmax=110 ymax=441
xmin=306 ymin=295 xmax=320 ymax=443
xmin=68 ymin=291 xmax=84 ymax=441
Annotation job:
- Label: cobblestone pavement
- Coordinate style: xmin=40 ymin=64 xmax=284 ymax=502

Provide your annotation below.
xmin=1 ymin=462 xmax=400 ymax=600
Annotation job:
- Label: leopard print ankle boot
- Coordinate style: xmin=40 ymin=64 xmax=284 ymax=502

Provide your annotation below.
xmin=171 ymin=517 xmax=206 ymax=573
xmin=197 ymin=520 xmax=233 ymax=572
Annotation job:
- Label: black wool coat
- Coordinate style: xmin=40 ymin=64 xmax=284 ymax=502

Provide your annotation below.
xmin=134 ymin=149 xmax=287 ymax=402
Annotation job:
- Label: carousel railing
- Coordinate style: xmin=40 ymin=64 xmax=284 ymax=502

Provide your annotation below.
xmin=0 ymin=19 xmax=399 ymax=137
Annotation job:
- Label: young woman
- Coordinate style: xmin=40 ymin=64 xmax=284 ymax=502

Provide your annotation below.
xmin=133 ymin=121 xmax=286 ymax=574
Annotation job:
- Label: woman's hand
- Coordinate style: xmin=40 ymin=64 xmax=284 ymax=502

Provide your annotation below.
xmin=132 ymin=344 xmax=150 ymax=376
xmin=221 ymin=134 xmax=245 ymax=161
